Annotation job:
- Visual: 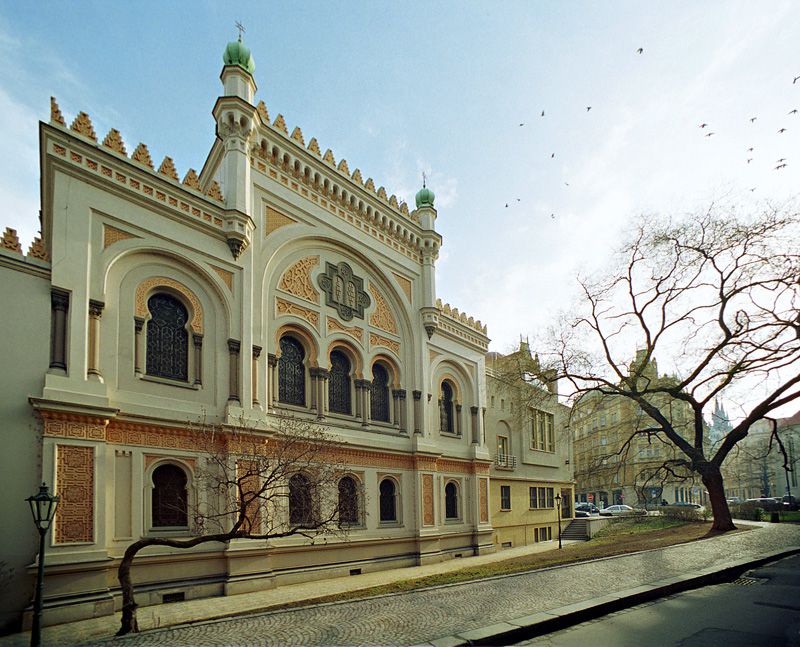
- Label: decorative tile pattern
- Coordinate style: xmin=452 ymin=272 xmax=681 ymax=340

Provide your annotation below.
xmin=55 ymin=445 xmax=94 ymax=543
xmin=327 ymin=317 xmax=363 ymax=343
xmin=278 ymin=256 xmax=320 ymax=304
xmin=368 ymin=284 xmax=397 ymax=334
xmin=103 ymin=224 xmax=139 ymax=249
xmin=369 ymin=332 xmax=400 ymax=355
xmin=480 ymin=477 xmax=489 ymax=523
xmin=422 ymin=474 xmax=434 ymax=526
xmin=392 ymin=273 xmax=413 ymax=302
xmin=265 ymin=206 xmax=298 ymax=235
xmin=134 ymin=277 xmax=204 ymax=334
xmin=276 ymin=297 xmax=319 ymax=327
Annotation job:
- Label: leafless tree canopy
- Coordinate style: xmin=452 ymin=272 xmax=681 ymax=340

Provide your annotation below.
xmin=545 ymin=205 xmax=799 ymax=531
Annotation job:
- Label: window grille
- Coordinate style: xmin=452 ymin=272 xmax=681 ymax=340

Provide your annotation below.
xmin=445 ymin=482 xmax=459 ymax=519
xmin=338 ymin=476 xmax=359 ymax=525
xmin=278 ymin=337 xmax=306 ymax=405
xmin=146 ymin=294 xmax=189 ymax=381
xmin=152 ymin=464 xmax=188 ymax=527
xmin=328 ymin=350 xmax=352 ymax=414
xmin=370 ymin=364 xmax=391 ymax=422
xmin=289 ymin=474 xmax=313 ymax=525
xmin=379 ymin=478 xmax=397 ymax=522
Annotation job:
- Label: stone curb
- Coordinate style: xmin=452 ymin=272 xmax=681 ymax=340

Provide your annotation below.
xmin=428 ymin=546 xmax=800 ymax=646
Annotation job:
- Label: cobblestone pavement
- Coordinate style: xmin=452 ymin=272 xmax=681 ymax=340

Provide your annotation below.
xmin=74 ymin=523 xmax=800 ymax=647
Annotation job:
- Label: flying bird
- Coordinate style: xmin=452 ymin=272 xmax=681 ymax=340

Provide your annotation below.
xmin=541 ymin=110 xmax=545 ymax=117
xmin=519 ymin=123 xmax=525 ymax=127
xmin=551 ymin=153 xmax=555 ymax=158
xmin=749 ymin=187 xmax=757 ymax=192
xmin=747 ymin=147 xmax=754 ymax=152
xmin=505 ymin=203 xmax=509 ymax=208
xmin=775 ymin=163 xmax=787 ymax=169
xmin=777 ymin=158 xmax=787 ymax=163
xmin=550 ymin=213 xmax=555 ymax=219
xmin=749 ymin=117 xmax=757 ymax=123
xmin=790 ymin=109 xmax=798 ymax=115
xmin=636 ymin=47 xmax=643 ymax=54
xmin=565 ymin=182 xmax=570 ymax=186
xmin=516 ymin=198 xmax=521 ymax=202
xmin=778 ymin=128 xmax=788 ymax=133
xmin=794 ymin=75 xmax=800 ymax=84
xmin=699 ymin=123 xmax=708 ymax=128
xmin=747 ymin=158 xmax=753 ymax=164
xmin=705 ymin=132 xmax=715 ymax=137
xmin=586 ymin=106 xmax=592 ymax=112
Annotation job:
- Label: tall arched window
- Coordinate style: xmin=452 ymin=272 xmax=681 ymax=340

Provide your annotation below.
xmin=445 ymin=482 xmax=459 ymax=520
xmin=370 ymin=364 xmax=391 ymax=422
xmin=328 ymin=350 xmax=352 ymax=414
xmin=289 ymin=473 xmax=313 ymax=525
xmin=152 ymin=464 xmax=188 ymax=527
xmin=146 ymin=293 xmax=189 ymax=381
xmin=440 ymin=381 xmax=455 ymax=434
xmin=338 ymin=476 xmax=359 ymax=526
xmin=379 ymin=478 xmax=397 ymax=523
xmin=278 ymin=336 xmax=306 ymax=406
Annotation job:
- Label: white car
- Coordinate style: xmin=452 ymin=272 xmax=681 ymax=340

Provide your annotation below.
xmin=599 ymin=504 xmax=637 ymax=516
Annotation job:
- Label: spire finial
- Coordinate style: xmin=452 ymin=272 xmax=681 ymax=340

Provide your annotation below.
xmin=235 ymin=20 xmax=246 ymax=42
xmin=422 ymin=171 xmax=427 ymax=189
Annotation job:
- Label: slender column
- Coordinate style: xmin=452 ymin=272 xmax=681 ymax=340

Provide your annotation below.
xmin=309 ymin=367 xmax=318 ymax=410
xmin=193 ymin=334 xmax=203 ymax=385
xmin=357 ymin=380 xmax=371 ymax=427
xmin=413 ymin=390 xmax=422 ymax=435
xmin=455 ymin=404 xmax=463 ymax=437
xmin=470 ymin=406 xmax=479 ymax=444
xmin=315 ymin=369 xmax=329 ymax=419
xmin=481 ymin=407 xmax=487 ymax=445
xmin=396 ymin=389 xmax=407 ymax=433
xmin=87 ymin=300 xmax=104 ymax=378
xmin=227 ymin=339 xmax=241 ymax=403
xmin=268 ymin=353 xmax=277 ymax=407
xmin=392 ymin=389 xmax=402 ymax=429
xmin=133 ymin=317 xmax=145 ymax=374
xmin=252 ymin=346 xmax=262 ymax=407
xmin=50 ymin=288 xmax=69 ymax=372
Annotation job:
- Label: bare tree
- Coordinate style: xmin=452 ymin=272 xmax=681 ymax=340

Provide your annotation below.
xmin=544 ymin=206 xmax=799 ymax=532
xmin=117 ymin=414 xmax=351 ymax=635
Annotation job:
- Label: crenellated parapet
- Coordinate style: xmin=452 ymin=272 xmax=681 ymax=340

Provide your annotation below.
xmin=49 ymin=97 xmax=225 ymax=206
xmin=249 ymin=98 xmax=418 ymax=234
xmin=436 ymin=298 xmax=489 ymax=335
xmin=1 ymin=227 xmax=49 ymax=263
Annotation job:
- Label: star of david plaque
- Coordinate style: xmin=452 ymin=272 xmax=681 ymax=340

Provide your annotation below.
xmin=317 ymin=261 xmax=371 ymax=321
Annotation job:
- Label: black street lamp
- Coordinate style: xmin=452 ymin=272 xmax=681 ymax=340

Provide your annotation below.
xmin=26 ymin=483 xmax=59 ymax=647
xmin=554 ymin=492 xmax=563 ymax=549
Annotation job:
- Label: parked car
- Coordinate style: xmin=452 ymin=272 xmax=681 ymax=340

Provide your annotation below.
xmin=574 ymin=510 xmax=591 ymax=518
xmin=782 ymin=495 xmax=799 ymax=511
xmin=671 ymin=502 xmax=706 ymax=513
xmin=575 ymin=502 xmax=600 ymax=515
xmin=726 ymin=496 xmax=742 ymax=504
xmin=599 ymin=504 xmax=638 ymax=516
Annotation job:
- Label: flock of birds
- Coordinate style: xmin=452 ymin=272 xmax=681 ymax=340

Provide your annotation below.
xmin=503 ymin=48 xmax=799 ymax=218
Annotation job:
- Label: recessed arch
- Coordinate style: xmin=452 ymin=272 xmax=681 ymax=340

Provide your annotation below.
xmin=274 ymin=322 xmax=319 ymax=368
xmin=326 ymin=338 xmax=363 ymax=377
xmin=135 ymin=277 xmax=203 ymax=334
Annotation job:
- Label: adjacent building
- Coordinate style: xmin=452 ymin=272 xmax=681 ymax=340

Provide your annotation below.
xmin=485 ymin=344 xmax=573 ymax=547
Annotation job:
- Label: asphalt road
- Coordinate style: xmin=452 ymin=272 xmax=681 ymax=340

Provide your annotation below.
xmin=518 ymin=553 xmax=800 ymax=647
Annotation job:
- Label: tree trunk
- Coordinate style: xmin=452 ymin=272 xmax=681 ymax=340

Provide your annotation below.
xmin=701 ymin=465 xmax=736 ymax=532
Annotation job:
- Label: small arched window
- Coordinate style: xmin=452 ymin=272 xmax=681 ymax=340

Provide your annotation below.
xmin=152 ymin=464 xmax=188 ymax=527
xmin=328 ymin=350 xmax=352 ymax=414
xmin=440 ymin=381 xmax=455 ymax=434
xmin=146 ymin=293 xmax=189 ymax=381
xmin=289 ymin=473 xmax=313 ymax=526
xmin=445 ymin=482 xmax=459 ymax=520
xmin=379 ymin=478 xmax=397 ymax=523
xmin=370 ymin=364 xmax=391 ymax=423
xmin=338 ymin=476 xmax=359 ymax=526
xmin=278 ymin=336 xmax=306 ymax=406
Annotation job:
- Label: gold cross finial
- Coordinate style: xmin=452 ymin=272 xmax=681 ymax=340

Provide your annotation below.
xmin=422 ymin=171 xmax=427 ymax=188
xmin=235 ymin=21 xmax=246 ymax=42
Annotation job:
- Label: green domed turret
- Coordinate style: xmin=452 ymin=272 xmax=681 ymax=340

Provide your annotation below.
xmin=415 ymin=184 xmax=435 ymax=209
xmin=223 ymin=38 xmax=255 ymax=75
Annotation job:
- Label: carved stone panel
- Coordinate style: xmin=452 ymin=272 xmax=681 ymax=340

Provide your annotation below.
xmin=422 ymin=473 xmax=434 ymax=526
xmin=479 ymin=477 xmax=489 ymax=523
xmin=317 ymin=262 xmax=370 ymax=321
xmin=278 ymin=256 xmax=320 ymax=304
xmin=55 ymin=445 xmax=94 ymax=544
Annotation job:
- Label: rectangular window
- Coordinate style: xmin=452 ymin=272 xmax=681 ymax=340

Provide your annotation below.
xmin=546 ymin=487 xmax=554 ymax=508
xmin=500 ymin=485 xmax=511 ymax=510
xmin=529 ymin=486 xmax=538 ymax=509
xmin=530 ymin=409 xmax=555 ymax=452
xmin=491 ymin=395 xmax=495 ymax=407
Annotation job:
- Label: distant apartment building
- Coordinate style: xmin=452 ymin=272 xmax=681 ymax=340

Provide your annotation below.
xmin=485 ymin=343 xmax=573 ymax=548
xmin=571 ymin=350 xmax=705 ymax=508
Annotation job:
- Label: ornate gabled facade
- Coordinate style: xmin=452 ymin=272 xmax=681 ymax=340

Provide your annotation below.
xmin=0 ymin=39 xmax=495 ymax=630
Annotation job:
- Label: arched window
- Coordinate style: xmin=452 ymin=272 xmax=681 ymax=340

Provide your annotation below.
xmin=328 ymin=350 xmax=352 ymax=414
xmin=370 ymin=364 xmax=391 ymax=422
xmin=146 ymin=294 xmax=189 ymax=381
xmin=289 ymin=473 xmax=313 ymax=525
xmin=278 ymin=336 xmax=306 ymax=406
xmin=445 ymin=482 xmax=459 ymax=520
xmin=440 ymin=381 xmax=455 ymax=434
xmin=379 ymin=478 xmax=397 ymax=523
xmin=152 ymin=464 xmax=188 ymax=527
xmin=338 ymin=476 xmax=359 ymax=526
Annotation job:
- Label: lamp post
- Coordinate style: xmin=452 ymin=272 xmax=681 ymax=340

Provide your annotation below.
xmin=554 ymin=492 xmax=563 ymax=549
xmin=26 ymin=483 xmax=59 ymax=647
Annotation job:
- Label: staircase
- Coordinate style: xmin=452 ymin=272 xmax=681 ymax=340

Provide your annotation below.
xmin=561 ymin=518 xmax=589 ymax=540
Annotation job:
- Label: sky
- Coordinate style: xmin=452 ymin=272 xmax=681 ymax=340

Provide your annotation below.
xmin=1 ymin=2 xmax=798 ymax=368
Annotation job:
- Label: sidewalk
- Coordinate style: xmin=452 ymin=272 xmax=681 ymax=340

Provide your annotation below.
xmin=3 ymin=522 xmax=799 ymax=646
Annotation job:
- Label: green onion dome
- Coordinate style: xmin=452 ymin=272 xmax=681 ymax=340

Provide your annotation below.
xmin=223 ymin=39 xmax=255 ymax=75
xmin=415 ymin=185 xmax=435 ymax=209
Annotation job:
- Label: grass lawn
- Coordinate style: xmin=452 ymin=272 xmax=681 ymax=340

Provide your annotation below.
xmin=273 ymin=518 xmax=746 ymax=610
xmin=778 ymin=510 xmax=800 ymax=522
